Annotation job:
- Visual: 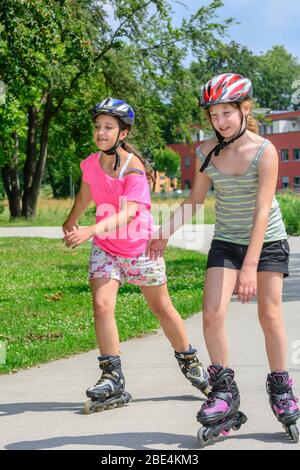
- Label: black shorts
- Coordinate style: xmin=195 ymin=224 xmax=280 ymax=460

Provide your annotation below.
xmin=207 ymin=239 xmax=290 ymax=277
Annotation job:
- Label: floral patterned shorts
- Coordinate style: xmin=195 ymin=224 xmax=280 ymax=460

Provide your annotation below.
xmin=88 ymin=243 xmax=167 ymax=286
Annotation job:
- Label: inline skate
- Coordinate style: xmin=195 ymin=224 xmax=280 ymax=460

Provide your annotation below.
xmin=266 ymin=370 xmax=300 ymax=443
xmin=196 ymin=365 xmax=247 ymax=446
xmin=175 ymin=345 xmax=210 ymax=397
xmin=84 ymin=355 xmax=132 ymax=414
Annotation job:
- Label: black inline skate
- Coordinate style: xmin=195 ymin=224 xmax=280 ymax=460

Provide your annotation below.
xmin=266 ymin=370 xmax=300 ymax=443
xmin=174 ymin=345 xmax=210 ymax=397
xmin=84 ymin=355 xmax=132 ymax=414
xmin=196 ymin=365 xmax=247 ymax=446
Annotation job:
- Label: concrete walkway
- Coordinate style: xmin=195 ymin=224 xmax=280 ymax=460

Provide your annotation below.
xmin=0 ymin=226 xmax=299 ymax=450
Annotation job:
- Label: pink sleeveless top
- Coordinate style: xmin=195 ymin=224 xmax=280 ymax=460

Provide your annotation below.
xmin=80 ymin=152 xmax=154 ymax=257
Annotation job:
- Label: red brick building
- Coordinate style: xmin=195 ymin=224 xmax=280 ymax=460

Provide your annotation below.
xmin=169 ymin=110 xmax=300 ymax=192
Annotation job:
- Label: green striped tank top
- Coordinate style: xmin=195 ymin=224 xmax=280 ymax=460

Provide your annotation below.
xmin=196 ymin=139 xmax=287 ymax=244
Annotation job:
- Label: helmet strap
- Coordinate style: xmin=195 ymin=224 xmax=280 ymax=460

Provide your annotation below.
xmin=98 ymin=128 xmax=126 ymax=171
xmin=113 ymin=150 xmax=121 ymax=171
xmin=199 ymin=110 xmax=248 ymax=173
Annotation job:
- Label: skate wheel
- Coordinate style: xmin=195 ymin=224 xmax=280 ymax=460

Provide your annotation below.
xmin=230 ymin=411 xmax=248 ymax=431
xmin=83 ymin=391 xmax=132 ymax=415
xmin=123 ymin=391 xmax=132 ymax=404
xmin=231 ymin=424 xmax=240 ymax=431
xmin=197 ymin=427 xmax=209 ymax=446
xmin=287 ymin=424 xmax=299 ymax=443
xmin=83 ymin=400 xmax=94 ymax=415
xmin=95 ymin=402 xmax=107 ymax=412
xmin=220 ymin=429 xmax=230 ymax=436
xmin=105 ymin=403 xmax=117 ymax=410
xmin=115 ymin=391 xmax=132 ymax=408
xmin=232 ymin=420 xmax=241 ymax=431
xmin=84 ymin=399 xmax=106 ymax=414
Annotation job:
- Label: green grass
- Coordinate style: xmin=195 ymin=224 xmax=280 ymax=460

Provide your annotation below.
xmin=0 ymin=238 xmax=207 ymax=374
xmin=3 ymin=190 xmax=300 ymax=235
xmin=0 ymin=193 xmax=216 ymax=227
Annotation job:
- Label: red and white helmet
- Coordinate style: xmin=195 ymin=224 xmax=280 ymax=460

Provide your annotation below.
xmin=199 ymin=73 xmax=253 ymax=108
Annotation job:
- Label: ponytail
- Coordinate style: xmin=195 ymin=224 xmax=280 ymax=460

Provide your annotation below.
xmin=239 ymin=98 xmax=259 ymax=134
xmin=120 ymin=123 xmax=154 ymax=183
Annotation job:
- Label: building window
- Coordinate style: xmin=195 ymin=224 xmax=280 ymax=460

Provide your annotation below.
xmin=293 ymin=149 xmax=300 ymax=161
xmin=184 ymin=180 xmax=191 ymax=190
xmin=294 ymin=177 xmax=300 ymax=192
xmin=280 ymin=149 xmax=289 ymax=162
xmin=282 ymin=176 xmax=289 ymax=189
xmin=184 ymin=156 xmax=191 ymax=168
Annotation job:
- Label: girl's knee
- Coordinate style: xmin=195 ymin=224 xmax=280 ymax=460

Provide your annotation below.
xmin=203 ymin=306 xmax=226 ymax=329
xmin=151 ymin=301 xmax=176 ymax=320
xmin=259 ymin=309 xmax=283 ymax=333
xmin=93 ymin=297 xmax=114 ymax=318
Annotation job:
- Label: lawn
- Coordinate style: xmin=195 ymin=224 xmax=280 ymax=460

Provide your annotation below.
xmin=0 ymin=238 xmax=207 ymax=374
xmin=2 ymin=189 xmax=300 ymax=235
xmin=0 ymin=192 xmax=216 ymax=227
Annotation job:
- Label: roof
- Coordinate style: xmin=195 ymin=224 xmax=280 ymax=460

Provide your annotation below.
xmin=266 ymin=110 xmax=300 ymax=120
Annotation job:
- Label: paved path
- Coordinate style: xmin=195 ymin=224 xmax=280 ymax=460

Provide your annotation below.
xmin=0 ymin=226 xmax=299 ymax=450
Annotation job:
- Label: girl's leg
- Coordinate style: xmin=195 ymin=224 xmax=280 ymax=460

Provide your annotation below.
xmin=140 ymin=282 xmax=209 ymax=394
xmin=258 ymin=272 xmax=299 ymax=440
xmin=90 ymin=278 xmax=120 ymax=356
xmin=140 ymin=283 xmax=189 ymax=352
xmin=203 ymin=267 xmax=238 ymax=367
xmin=257 ymin=272 xmax=287 ymax=372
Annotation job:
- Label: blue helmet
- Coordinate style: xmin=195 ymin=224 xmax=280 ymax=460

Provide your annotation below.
xmin=89 ymin=97 xmax=135 ymax=128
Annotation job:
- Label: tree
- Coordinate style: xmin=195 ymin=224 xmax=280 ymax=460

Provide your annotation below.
xmin=0 ymin=0 xmax=97 ymax=217
xmin=0 ymin=0 xmax=233 ymax=219
xmin=189 ymin=42 xmax=300 ymax=113
xmin=256 ymin=46 xmax=300 ymax=109
xmin=152 ymin=147 xmax=180 ymax=191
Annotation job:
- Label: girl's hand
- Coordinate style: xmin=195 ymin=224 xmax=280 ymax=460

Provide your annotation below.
xmin=64 ymin=226 xmax=95 ymax=249
xmin=145 ymin=237 xmax=168 ymax=260
xmin=62 ymin=219 xmax=79 ymax=235
xmin=237 ymin=266 xmax=257 ymax=303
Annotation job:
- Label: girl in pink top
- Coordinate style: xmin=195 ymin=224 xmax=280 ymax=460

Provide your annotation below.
xmin=62 ymin=98 xmax=209 ymax=413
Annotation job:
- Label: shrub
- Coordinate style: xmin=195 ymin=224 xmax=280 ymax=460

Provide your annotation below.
xmin=277 ymin=190 xmax=300 ymax=236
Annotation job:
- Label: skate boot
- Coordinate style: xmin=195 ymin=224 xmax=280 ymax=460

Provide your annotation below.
xmin=196 ymin=365 xmax=247 ymax=446
xmin=84 ymin=355 xmax=132 ymax=414
xmin=266 ymin=370 xmax=300 ymax=443
xmin=174 ymin=345 xmax=210 ymax=397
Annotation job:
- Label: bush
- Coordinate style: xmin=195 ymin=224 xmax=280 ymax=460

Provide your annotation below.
xmin=277 ymin=190 xmax=300 ymax=236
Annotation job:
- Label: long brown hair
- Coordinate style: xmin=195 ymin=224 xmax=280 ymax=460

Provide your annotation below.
xmin=205 ymin=98 xmax=259 ymax=135
xmin=237 ymin=98 xmax=259 ymax=134
xmin=119 ymin=121 xmax=154 ymax=182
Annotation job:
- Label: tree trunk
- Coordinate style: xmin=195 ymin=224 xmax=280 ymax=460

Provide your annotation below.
xmin=47 ymin=164 xmax=59 ymax=199
xmin=23 ymin=106 xmax=38 ymax=192
xmin=152 ymin=168 xmax=158 ymax=192
xmin=22 ymin=94 xmax=52 ymax=218
xmin=1 ymin=132 xmax=22 ymax=219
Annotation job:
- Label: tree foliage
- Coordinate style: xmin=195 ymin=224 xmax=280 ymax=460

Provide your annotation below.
xmin=1 ymin=1 xmax=299 ymax=220
xmin=190 ymin=42 xmax=300 ymax=111
xmin=153 ymin=147 xmax=180 ymax=178
xmin=0 ymin=0 xmax=233 ymax=217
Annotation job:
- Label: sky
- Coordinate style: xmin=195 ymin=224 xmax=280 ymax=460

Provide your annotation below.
xmin=169 ymin=0 xmax=300 ymax=62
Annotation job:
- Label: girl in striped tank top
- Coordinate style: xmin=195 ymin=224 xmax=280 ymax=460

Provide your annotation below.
xmin=147 ymin=74 xmax=299 ymax=443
